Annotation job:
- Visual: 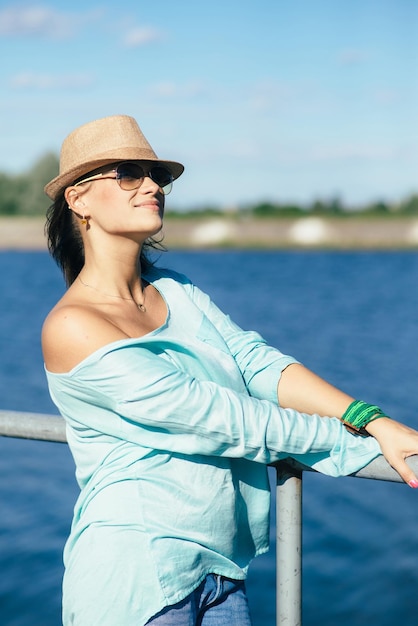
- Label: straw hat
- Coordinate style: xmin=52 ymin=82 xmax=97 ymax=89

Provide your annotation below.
xmin=44 ymin=115 xmax=184 ymax=199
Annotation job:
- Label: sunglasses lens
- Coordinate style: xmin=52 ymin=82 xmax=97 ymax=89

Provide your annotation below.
xmin=115 ymin=162 xmax=174 ymax=194
xmin=150 ymin=166 xmax=174 ymax=195
xmin=116 ymin=163 xmax=145 ymax=189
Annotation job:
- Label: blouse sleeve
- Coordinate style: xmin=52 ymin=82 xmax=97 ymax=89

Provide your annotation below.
xmin=47 ymin=341 xmax=381 ymax=478
xmin=182 ymin=277 xmax=299 ymax=403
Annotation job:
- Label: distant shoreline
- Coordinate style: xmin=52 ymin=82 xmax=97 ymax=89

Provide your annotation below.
xmin=2 ymin=215 xmax=418 ymax=250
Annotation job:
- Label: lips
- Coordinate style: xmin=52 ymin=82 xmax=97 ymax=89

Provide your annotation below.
xmin=135 ymin=200 xmax=160 ymax=210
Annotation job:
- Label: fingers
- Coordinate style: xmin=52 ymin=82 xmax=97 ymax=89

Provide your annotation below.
xmin=386 ymin=456 xmax=418 ymax=488
xmin=367 ymin=418 xmax=418 ymax=487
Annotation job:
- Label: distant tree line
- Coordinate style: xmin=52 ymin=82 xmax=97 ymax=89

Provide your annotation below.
xmin=244 ymin=195 xmax=418 ymax=217
xmin=1 ymin=153 xmax=418 ymax=217
xmin=0 ymin=153 xmax=59 ymax=215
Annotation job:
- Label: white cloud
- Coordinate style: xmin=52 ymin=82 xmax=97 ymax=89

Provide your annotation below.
xmin=248 ymin=80 xmax=293 ymax=112
xmin=338 ymin=48 xmax=370 ymax=65
xmin=149 ymin=81 xmax=178 ymax=97
xmin=373 ymin=88 xmax=400 ymax=104
xmin=10 ymin=72 xmax=94 ymax=89
xmin=0 ymin=4 xmax=70 ymax=38
xmin=0 ymin=4 xmax=103 ymax=39
xmin=123 ymin=26 xmax=162 ymax=47
xmin=0 ymin=5 xmax=163 ymax=48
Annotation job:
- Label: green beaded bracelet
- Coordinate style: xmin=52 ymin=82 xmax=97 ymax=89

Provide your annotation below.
xmin=340 ymin=399 xmax=387 ymax=435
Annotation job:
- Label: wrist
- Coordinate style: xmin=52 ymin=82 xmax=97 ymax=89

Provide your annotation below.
xmin=364 ymin=415 xmax=392 ymax=436
xmin=340 ymin=400 xmax=389 ymax=436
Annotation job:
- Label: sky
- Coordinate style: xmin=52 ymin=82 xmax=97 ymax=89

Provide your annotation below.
xmin=0 ymin=0 xmax=417 ymax=210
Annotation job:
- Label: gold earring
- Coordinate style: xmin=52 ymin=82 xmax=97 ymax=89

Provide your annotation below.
xmin=81 ymin=215 xmax=87 ymax=225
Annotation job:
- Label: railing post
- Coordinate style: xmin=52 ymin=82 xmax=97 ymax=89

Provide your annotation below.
xmin=276 ymin=461 xmax=303 ymax=626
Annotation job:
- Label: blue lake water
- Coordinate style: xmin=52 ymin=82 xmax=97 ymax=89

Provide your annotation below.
xmin=1 ymin=249 xmax=418 ymax=625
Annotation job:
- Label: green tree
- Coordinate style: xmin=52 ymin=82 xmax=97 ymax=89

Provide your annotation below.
xmin=399 ymin=195 xmax=418 ymax=214
xmin=363 ymin=200 xmax=390 ymax=214
xmin=17 ymin=152 xmax=59 ymax=214
xmin=0 ymin=174 xmax=20 ymax=214
xmin=252 ymin=201 xmax=279 ymax=216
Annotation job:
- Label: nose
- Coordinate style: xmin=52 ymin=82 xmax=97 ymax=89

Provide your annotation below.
xmin=141 ymin=175 xmax=161 ymax=194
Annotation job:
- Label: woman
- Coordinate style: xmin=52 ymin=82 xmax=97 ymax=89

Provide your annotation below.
xmin=42 ymin=115 xmax=418 ymax=626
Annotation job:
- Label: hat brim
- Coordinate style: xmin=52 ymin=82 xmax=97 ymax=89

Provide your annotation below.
xmin=44 ymin=157 xmax=184 ymax=200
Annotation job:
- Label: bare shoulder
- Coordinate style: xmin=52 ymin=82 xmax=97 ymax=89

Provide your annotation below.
xmin=42 ymin=302 xmax=129 ymax=373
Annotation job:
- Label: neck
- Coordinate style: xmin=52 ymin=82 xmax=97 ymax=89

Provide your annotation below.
xmin=77 ymin=274 xmax=147 ymax=312
xmin=79 ymin=242 xmax=145 ymax=302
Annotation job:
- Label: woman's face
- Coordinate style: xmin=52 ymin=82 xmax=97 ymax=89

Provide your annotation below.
xmin=66 ymin=164 xmax=166 ymax=241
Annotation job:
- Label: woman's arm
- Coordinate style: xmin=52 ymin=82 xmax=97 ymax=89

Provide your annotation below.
xmin=278 ymin=363 xmax=354 ymax=416
xmin=46 ymin=341 xmax=383 ymax=478
xmin=278 ymin=363 xmax=418 ymax=487
xmin=186 ymin=276 xmax=418 ymax=487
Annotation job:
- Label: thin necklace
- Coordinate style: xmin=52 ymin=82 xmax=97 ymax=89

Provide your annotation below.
xmin=78 ymin=275 xmax=147 ymax=312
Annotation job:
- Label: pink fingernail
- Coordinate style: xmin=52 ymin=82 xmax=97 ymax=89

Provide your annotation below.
xmin=408 ymin=479 xmax=418 ymax=488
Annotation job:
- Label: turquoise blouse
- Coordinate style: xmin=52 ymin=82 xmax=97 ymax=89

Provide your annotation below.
xmin=45 ymin=267 xmax=381 ymax=626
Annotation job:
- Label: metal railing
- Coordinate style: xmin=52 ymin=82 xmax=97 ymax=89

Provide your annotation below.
xmin=0 ymin=409 xmax=66 ymax=442
xmin=1 ymin=409 xmax=417 ymax=626
xmin=275 ymin=455 xmax=418 ymax=625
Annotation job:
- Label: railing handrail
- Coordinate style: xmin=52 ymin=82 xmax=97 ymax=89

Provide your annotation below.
xmin=2 ymin=409 xmax=417 ymax=626
xmin=3 ymin=409 xmax=418 ymax=480
xmin=0 ymin=409 xmax=66 ymax=442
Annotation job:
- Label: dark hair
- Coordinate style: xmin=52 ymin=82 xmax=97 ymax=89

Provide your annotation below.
xmin=45 ymin=191 xmax=164 ymax=286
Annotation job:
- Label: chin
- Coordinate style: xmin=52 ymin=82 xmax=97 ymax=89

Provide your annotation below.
xmin=142 ymin=218 xmax=163 ymax=239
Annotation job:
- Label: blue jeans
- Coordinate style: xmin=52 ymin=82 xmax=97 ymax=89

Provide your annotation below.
xmin=146 ymin=574 xmax=252 ymax=625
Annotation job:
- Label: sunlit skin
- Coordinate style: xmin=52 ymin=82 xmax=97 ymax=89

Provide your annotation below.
xmin=277 ymin=363 xmax=418 ymax=487
xmin=42 ymin=171 xmax=169 ymax=372
xmin=70 ymin=170 xmax=165 ymax=242
xmin=42 ymin=168 xmax=418 ymax=488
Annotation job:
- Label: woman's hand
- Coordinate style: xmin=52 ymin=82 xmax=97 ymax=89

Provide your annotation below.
xmin=365 ymin=417 xmax=418 ymax=487
xmin=278 ymin=364 xmax=418 ymax=487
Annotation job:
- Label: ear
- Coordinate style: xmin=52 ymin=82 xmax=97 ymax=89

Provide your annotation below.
xmin=65 ymin=187 xmax=86 ymax=212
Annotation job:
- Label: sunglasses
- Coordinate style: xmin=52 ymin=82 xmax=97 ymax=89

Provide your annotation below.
xmin=74 ymin=162 xmax=174 ymax=195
